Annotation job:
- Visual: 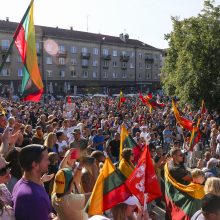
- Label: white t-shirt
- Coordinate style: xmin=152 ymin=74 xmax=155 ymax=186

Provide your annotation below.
xmin=57 ymin=140 xmax=68 ymax=153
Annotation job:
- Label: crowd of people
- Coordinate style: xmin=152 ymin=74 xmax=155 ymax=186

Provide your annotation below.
xmin=0 ymin=94 xmax=220 ymax=220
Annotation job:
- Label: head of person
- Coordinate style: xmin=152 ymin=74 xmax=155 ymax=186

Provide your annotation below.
xmin=45 ymin=124 xmax=53 ymax=134
xmin=121 ymin=148 xmax=133 ymax=162
xmin=19 ymin=144 xmax=49 ymax=176
xmin=202 ymin=194 xmax=220 ymax=220
xmin=191 ymin=168 xmax=205 ymax=184
xmin=204 ymin=177 xmax=220 ymax=196
xmin=52 ymin=168 xmax=73 ymax=197
xmin=24 ymin=124 xmax=32 ymax=134
xmin=149 ymin=143 xmax=156 ymax=158
xmin=156 ymin=146 xmax=163 ymax=156
xmin=170 ymin=147 xmax=184 ymax=164
xmin=56 ymin=131 xmax=65 ymax=142
xmin=48 ymin=152 xmax=59 ymax=166
xmin=205 ymin=151 xmax=212 ymax=161
xmin=72 ymin=128 xmax=81 ymax=140
xmin=8 ymin=117 xmax=15 ymax=128
xmin=0 ymin=156 xmax=11 ymax=184
xmin=97 ymin=128 xmax=103 ymax=136
xmin=114 ymin=132 xmax=120 ymax=141
xmin=35 ymin=126 xmax=43 ymax=137
xmin=44 ymin=132 xmax=57 ymax=149
xmin=111 ymin=196 xmax=138 ymax=220
xmin=91 ymin=150 xmax=106 ymax=165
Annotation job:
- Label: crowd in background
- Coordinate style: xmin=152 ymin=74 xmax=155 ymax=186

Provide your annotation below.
xmin=0 ymin=94 xmax=220 ymax=220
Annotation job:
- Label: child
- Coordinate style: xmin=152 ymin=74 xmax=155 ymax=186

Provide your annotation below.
xmin=191 ymin=168 xmax=205 ymax=185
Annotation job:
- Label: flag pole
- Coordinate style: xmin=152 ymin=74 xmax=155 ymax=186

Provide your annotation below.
xmin=0 ymin=0 xmax=34 ymax=73
xmin=143 ymin=193 xmax=148 ymax=211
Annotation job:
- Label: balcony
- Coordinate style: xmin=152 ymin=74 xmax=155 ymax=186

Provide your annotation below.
xmin=56 ymin=50 xmax=68 ymax=58
xmin=103 ymin=66 xmax=109 ymax=69
xmin=81 ymin=52 xmax=91 ymax=59
xmin=120 ymin=54 xmax=130 ymax=62
xmin=82 ymin=63 xmax=89 ymax=68
xmin=0 ymin=46 xmax=11 ymax=54
xmin=102 ymin=54 xmax=111 ymax=60
xmin=145 ymin=57 xmax=154 ymax=63
xmin=121 ymin=66 xmax=127 ymax=70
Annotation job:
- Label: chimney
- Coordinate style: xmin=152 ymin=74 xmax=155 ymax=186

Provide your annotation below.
xmin=70 ymin=26 xmax=73 ymax=30
xmin=6 ymin=17 xmax=9 ymax=22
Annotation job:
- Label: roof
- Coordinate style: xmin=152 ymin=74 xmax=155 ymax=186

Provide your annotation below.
xmin=0 ymin=19 xmax=161 ymax=51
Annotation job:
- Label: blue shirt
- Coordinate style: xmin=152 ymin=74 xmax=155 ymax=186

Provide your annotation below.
xmin=93 ymin=135 xmax=105 ymax=151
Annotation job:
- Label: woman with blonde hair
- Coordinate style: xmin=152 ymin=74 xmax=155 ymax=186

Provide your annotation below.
xmin=44 ymin=132 xmax=57 ymax=153
xmin=204 ymin=177 xmax=220 ymax=196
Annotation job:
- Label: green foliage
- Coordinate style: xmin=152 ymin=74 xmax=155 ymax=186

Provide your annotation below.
xmin=162 ymin=0 xmax=220 ymax=110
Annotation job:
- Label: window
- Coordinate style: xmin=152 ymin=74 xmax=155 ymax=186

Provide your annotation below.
xmin=60 ymin=70 xmax=65 ymax=78
xmin=82 ymin=47 xmax=88 ymax=53
xmin=36 ymin=43 xmax=40 ymax=53
xmin=59 ymin=58 xmax=65 ymax=65
xmin=46 ymin=57 xmax=53 ymax=64
xmin=82 ymin=59 xmax=89 ymax=66
xmin=122 ymin=62 xmax=127 ymax=68
xmin=122 ymin=72 xmax=127 ymax=78
xmin=71 ymin=70 xmax=76 ymax=77
xmin=83 ymin=71 xmax=88 ymax=78
xmin=93 ymin=48 xmax=98 ymax=55
xmin=139 ymin=53 xmax=142 ymax=59
xmin=103 ymin=60 xmax=109 ymax=67
xmin=92 ymin=60 xmax=98 ymax=66
xmin=113 ymin=61 xmax=117 ymax=67
xmin=112 ymin=72 xmax=117 ymax=78
xmin=130 ymin=63 xmax=134 ymax=68
xmin=103 ymin=48 xmax=109 ymax=55
xmin=17 ymin=56 xmax=22 ymax=63
xmin=122 ymin=51 xmax=127 ymax=56
xmin=92 ymin=72 xmax=97 ymax=78
xmin=59 ymin=45 xmax=66 ymax=53
xmin=131 ymin=52 xmax=135 ymax=58
xmin=112 ymin=50 xmax=117 ymax=57
xmin=138 ymin=73 xmax=141 ymax=79
xmin=1 ymin=40 xmax=10 ymax=50
xmin=146 ymin=64 xmax=151 ymax=69
xmin=103 ymin=71 xmax=108 ymax=78
xmin=1 ymin=68 xmax=10 ymax=76
xmin=146 ymin=73 xmax=150 ymax=79
xmin=18 ymin=69 xmax=23 ymax=77
xmin=70 ymin=46 xmax=77 ymax=53
xmin=71 ymin=58 xmax=77 ymax=66
xmin=47 ymin=70 xmax=52 ymax=78
xmin=139 ymin=62 xmax=143 ymax=69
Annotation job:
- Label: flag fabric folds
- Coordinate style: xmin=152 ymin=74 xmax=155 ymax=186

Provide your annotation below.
xmin=14 ymin=0 xmax=43 ymax=102
xmin=125 ymin=146 xmax=162 ymax=205
xmin=119 ymin=125 xmax=138 ymax=160
xmin=201 ymin=100 xmax=207 ymax=114
xmin=117 ymin=91 xmax=126 ymax=109
xmin=0 ymin=103 xmax=6 ymax=115
xmin=172 ymin=100 xmax=193 ymax=131
xmin=86 ymin=158 xmax=131 ymax=215
xmin=164 ymin=163 xmax=204 ymax=220
xmin=189 ymin=118 xmax=201 ymax=151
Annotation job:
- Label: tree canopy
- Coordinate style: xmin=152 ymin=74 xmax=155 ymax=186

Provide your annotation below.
xmin=162 ymin=0 xmax=220 ymax=110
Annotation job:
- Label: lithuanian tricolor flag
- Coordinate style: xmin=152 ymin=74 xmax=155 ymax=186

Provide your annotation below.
xmin=14 ymin=0 xmax=43 ymax=102
xmin=117 ymin=91 xmax=126 ymax=109
xmin=119 ymin=125 xmax=137 ymax=160
xmin=172 ymin=100 xmax=193 ymax=131
xmin=164 ymin=163 xmax=204 ymax=220
xmin=86 ymin=158 xmax=131 ymax=215
xmin=189 ymin=118 xmax=201 ymax=151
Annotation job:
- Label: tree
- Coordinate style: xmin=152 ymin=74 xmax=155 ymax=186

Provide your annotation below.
xmin=162 ymin=0 xmax=220 ymax=110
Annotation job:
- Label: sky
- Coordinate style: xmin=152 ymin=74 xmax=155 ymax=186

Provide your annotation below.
xmin=1 ymin=0 xmax=220 ymax=49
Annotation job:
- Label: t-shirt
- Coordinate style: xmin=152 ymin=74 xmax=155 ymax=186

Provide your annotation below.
xmin=108 ymin=140 xmax=120 ymax=157
xmin=191 ymin=210 xmax=204 ymax=220
xmin=12 ymin=178 xmax=52 ymax=220
xmin=93 ymin=135 xmax=105 ymax=151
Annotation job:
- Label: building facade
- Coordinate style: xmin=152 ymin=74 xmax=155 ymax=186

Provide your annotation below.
xmin=0 ymin=19 xmax=162 ymax=96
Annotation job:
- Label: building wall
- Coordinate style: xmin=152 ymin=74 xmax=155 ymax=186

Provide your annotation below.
xmin=0 ymin=23 xmax=162 ymax=95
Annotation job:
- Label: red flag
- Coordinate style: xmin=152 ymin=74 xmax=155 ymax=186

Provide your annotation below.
xmin=201 ymin=100 xmax=207 ymax=114
xmin=67 ymin=96 xmax=72 ymax=104
xmin=125 ymin=146 xmax=162 ymax=205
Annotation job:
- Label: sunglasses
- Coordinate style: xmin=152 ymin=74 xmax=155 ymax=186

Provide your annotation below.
xmin=0 ymin=164 xmax=10 ymax=176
